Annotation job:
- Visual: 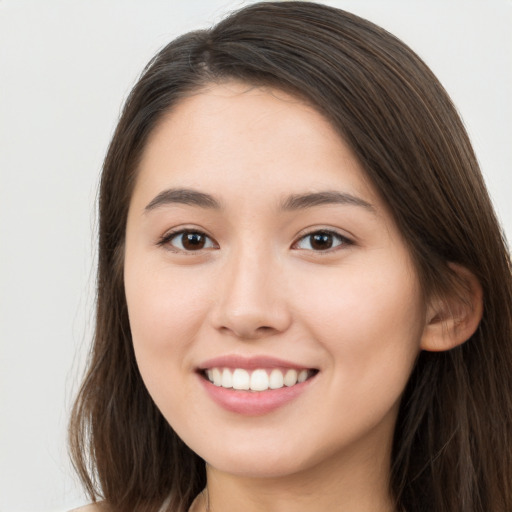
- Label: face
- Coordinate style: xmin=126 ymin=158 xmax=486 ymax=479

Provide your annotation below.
xmin=124 ymin=82 xmax=427 ymax=480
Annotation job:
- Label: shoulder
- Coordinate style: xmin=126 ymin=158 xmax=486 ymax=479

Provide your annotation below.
xmin=69 ymin=505 xmax=104 ymax=512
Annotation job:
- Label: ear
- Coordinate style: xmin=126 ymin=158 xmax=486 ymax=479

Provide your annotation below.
xmin=420 ymin=264 xmax=483 ymax=352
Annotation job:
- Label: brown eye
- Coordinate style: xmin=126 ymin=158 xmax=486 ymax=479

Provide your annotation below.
xmin=182 ymin=232 xmax=206 ymax=250
xmin=294 ymin=230 xmax=349 ymax=251
xmin=310 ymin=232 xmax=334 ymax=250
xmin=166 ymin=230 xmax=217 ymax=251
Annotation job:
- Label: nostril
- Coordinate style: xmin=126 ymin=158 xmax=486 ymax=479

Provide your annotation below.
xmin=219 ymin=324 xmax=279 ymax=340
xmin=211 ymin=282 xmax=293 ymax=338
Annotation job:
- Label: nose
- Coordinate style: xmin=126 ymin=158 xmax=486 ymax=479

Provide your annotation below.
xmin=210 ymin=249 xmax=292 ymax=340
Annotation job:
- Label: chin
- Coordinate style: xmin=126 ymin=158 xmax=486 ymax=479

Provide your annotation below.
xmin=190 ymin=432 xmax=324 ymax=480
xmin=206 ymin=454 xmax=311 ymax=480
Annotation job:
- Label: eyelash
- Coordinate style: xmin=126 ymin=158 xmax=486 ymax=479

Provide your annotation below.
xmin=157 ymin=229 xmax=218 ymax=252
xmin=292 ymin=229 xmax=352 ymax=252
xmin=158 ymin=228 xmax=352 ymax=254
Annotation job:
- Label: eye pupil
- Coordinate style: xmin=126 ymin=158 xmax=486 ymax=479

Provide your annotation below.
xmin=182 ymin=232 xmax=205 ymax=250
xmin=311 ymin=232 xmax=333 ymax=250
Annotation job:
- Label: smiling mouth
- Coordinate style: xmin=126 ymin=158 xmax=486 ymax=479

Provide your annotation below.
xmin=200 ymin=367 xmax=318 ymax=392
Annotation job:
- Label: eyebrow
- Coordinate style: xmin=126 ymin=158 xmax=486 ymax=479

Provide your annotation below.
xmin=145 ymin=188 xmax=222 ymax=212
xmin=280 ymin=191 xmax=375 ymax=212
xmin=144 ymin=188 xmax=374 ymax=213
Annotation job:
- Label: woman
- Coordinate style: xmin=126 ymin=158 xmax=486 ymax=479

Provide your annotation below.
xmin=69 ymin=2 xmax=512 ymax=511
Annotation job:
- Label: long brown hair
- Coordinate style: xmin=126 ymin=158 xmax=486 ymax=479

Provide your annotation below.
xmin=69 ymin=3 xmax=512 ymax=511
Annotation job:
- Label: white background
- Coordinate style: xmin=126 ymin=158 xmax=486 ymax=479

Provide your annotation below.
xmin=0 ymin=1 xmax=510 ymax=511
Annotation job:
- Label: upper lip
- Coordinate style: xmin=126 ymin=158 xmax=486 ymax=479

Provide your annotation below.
xmin=198 ymin=355 xmax=316 ymax=371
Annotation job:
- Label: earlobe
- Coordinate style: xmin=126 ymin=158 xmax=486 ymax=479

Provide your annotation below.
xmin=420 ymin=264 xmax=483 ymax=352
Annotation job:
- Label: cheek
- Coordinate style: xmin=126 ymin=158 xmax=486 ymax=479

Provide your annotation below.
xmin=123 ymin=256 xmax=214 ymax=405
xmin=123 ymin=263 xmax=220 ymax=437
xmin=297 ymin=251 xmax=423 ymax=331
xmin=290 ymin=256 xmax=424 ymax=390
xmin=125 ymin=261 xmax=210 ymax=348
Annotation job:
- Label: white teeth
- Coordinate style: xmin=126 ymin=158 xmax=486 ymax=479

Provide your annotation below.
xmin=284 ymin=369 xmax=298 ymax=387
xmin=269 ymin=368 xmax=284 ymax=389
xmin=205 ymin=367 xmax=313 ymax=391
xmin=212 ymin=368 xmax=222 ymax=386
xmin=221 ymin=368 xmax=233 ymax=388
xmin=232 ymin=369 xmax=250 ymax=390
xmin=250 ymin=369 xmax=269 ymax=391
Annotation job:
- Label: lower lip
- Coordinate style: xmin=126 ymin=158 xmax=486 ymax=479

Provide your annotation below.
xmin=198 ymin=373 xmax=315 ymax=416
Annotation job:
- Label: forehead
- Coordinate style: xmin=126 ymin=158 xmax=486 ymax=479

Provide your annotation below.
xmin=133 ymin=81 xmax=379 ymax=212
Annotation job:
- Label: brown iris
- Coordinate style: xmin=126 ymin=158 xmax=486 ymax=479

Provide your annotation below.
xmin=181 ymin=232 xmax=207 ymax=250
xmin=309 ymin=231 xmax=335 ymax=250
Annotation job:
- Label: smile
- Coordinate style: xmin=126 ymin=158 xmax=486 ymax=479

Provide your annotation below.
xmin=197 ymin=356 xmax=319 ymax=414
xmin=203 ymin=367 xmax=316 ymax=392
